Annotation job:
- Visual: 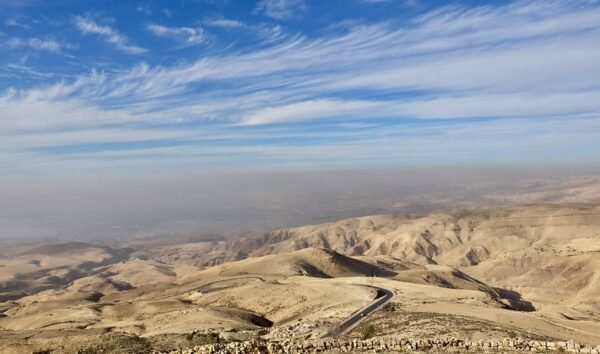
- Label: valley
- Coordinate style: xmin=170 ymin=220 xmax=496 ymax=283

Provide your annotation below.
xmin=1 ymin=203 xmax=599 ymax=353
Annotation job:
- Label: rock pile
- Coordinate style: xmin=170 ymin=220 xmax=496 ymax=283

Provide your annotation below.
xmin=265 ymin=320 xmax=330 ymax=340
xmin=163 ymin=337 xmax=600 ymax=353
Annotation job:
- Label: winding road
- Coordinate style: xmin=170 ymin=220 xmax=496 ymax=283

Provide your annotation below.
xmin=325 ymin=286 xmax=394 ymax=337
xmin=152 ymin=276 xmax=265 ymax=300
xmin=193 ymin=277 xmax=265 ymax=294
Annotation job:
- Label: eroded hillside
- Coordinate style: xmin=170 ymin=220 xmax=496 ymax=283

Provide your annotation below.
xmin=1 ymin=204 xmax=599 ymax=353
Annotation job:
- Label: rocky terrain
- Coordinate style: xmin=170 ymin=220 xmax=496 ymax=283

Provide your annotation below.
xmin=0 ymin=203 xmax=599 ymax=353
xmin=167 ymin=337 xmax=600 ymax=354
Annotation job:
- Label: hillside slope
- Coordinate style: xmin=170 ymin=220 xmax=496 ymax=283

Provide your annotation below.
xmin=169 ymin=204 xmax=600 ymax=319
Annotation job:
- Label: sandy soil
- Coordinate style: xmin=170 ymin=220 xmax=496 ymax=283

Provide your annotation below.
xmin=1 ymin=204 xmax=599 ymax=353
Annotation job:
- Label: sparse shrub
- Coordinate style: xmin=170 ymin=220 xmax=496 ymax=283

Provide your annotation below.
xmin=361 ymin=324 xmax=376 ymax=340
xmin=184 ymin=331 xmax=219 ymax=344
xmin=382 ymin=303 xmax=396 ymax=312
xmin=185 ymin=331 xmax=196 ymax=341
xmin=200 ymin=331 xmax=220 ymax=344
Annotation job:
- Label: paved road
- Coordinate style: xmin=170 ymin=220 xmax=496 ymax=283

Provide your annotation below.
xmin=325 ymin=286 xmax=394 ymax=337
xmin=194 ymin=277 xmax=265 ymax=294
xmin=152 ymin=276 xmax=265 ymax=300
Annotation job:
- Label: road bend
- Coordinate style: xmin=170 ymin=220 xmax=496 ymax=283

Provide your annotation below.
xmin=324 ymin=286 xmax=394 ymax=337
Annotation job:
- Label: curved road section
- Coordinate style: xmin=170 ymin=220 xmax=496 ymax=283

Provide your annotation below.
xmin=325 ymin=287 xmax=394 ymax=337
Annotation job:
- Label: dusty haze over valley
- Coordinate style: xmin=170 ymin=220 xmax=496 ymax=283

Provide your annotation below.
xmin=2 ymin=166 xmax=600 ymax=242
xmin=2 ymin=0 xmax=600 ymax=353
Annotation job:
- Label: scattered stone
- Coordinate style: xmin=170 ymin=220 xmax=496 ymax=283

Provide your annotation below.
xmin=160 ymin=336 xmax=598 ymax=353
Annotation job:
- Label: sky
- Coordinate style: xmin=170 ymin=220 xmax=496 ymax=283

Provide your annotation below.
xmin=1 ymin=0 xmax=599 ymax=178
xmin=2 ymin=0 xmax=600 ymax=241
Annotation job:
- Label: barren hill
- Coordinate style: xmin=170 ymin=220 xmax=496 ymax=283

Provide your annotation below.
xmin=147 ymin=204 xmax=600 ymax=319
xmin=227 ymin=204 xmax=600 ymax=264
xmin=0 ymin=241 xmax=130 ymax=302
xmin=1 ymin=204 xmax=600 ymax=353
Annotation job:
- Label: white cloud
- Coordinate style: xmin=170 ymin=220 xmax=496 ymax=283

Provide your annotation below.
xmin=255 ymin=0 xmax=306 ymax=20
xmin=5 ymin=17 xmax=31 ymax=29
xmin=239 ymin=92 xmax=600 ymax=125
xmin=5 ymin=37 xmax=73 ymax=53
xmin=361 ymin=0 xmax=419 ymax=6
xmin=147 ymin=24 xmax=204 ymax=44
xmin=6 ymin=0 xmax=600 ymax=128
xmin=27 ymin=38 xmax=63 ymax=52
xmin=4 ymin=64 xmax=54 ymax=78
xmin=203 ymin=18 xmax=244 ymax=28
xmin=394 ymin=92 xmax=600 ymax=120
xmin=136 ymin=5 xmax=152 ymax=15
xmin=255 ymin=24 xmax=286 ymax=42
xmin=240 ymin=99 xmax=381 ymax=125
xmin=73 ymin=16 xmax=146 ymax=54
xmin=2 ymin=0 xmax=600 ymax=171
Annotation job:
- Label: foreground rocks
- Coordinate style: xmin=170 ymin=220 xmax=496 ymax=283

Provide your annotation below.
xmin=164 ymin=337 xmax=600 ymax=353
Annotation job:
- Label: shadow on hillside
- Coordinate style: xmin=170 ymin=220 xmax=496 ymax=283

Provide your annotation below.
xmin=495 ymin=288 xmax=536 ymax=312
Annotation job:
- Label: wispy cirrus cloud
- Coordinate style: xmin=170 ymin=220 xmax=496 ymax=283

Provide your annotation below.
xmin=5 ymin=17 xmax=31 ymax=29
xmin=5 ymin=37 xmax=74 ymax=53
xmin=255 ymin=0 xmax=306 ymax=20
xmin=239 ymin=99 xmax=380 ymax=125
xmin=1 ymin=0 xmax=600 ymax=172
xmin=73 ymin=15 xmax=146 ymax=54
xmin=136 ymin=4 xmax=152 ymax=15
xmin=203 ymin=18 xmax=244 ymax=28
xmin=147 ymin=24 xmax=205 ymax=44
xmin=360 ymin=0 xmax=419 ymax=6
xmin=8 ymin=1 xmax=600 ymax=126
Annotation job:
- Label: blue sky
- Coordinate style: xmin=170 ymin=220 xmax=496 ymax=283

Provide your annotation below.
xmin=1 ymin=0 xmax=600 ymax=176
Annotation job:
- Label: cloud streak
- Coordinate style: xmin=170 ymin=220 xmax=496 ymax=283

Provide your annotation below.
xmin=1 ymin=0 xmax=600 ymax=173
xmin=147 ymin=24 xmax=204 ymax=44
xmin=255 ymin=0 xmax=306 ymax=20
xmin=5 ymin=37 xmax=73 ymax=53
xmin=73 ymin=16 xmax=146 ymax=54
xmin=203 ymin=18 xmax=244 ymax=28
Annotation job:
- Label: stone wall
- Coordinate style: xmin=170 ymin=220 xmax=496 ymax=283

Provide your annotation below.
xmin=166 ymin=337 xmax=600 ymax=353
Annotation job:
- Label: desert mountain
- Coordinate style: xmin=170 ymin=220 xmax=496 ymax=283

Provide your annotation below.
xmin=221 ymin=204 xmax=599 ymax=265
xmin=142 ymin=204 xmax=600 ymax=319
xmin=0 ymin=241 xmax=130 ymax=302
xmin=1 ymin=204 xmax=600 ymax=353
